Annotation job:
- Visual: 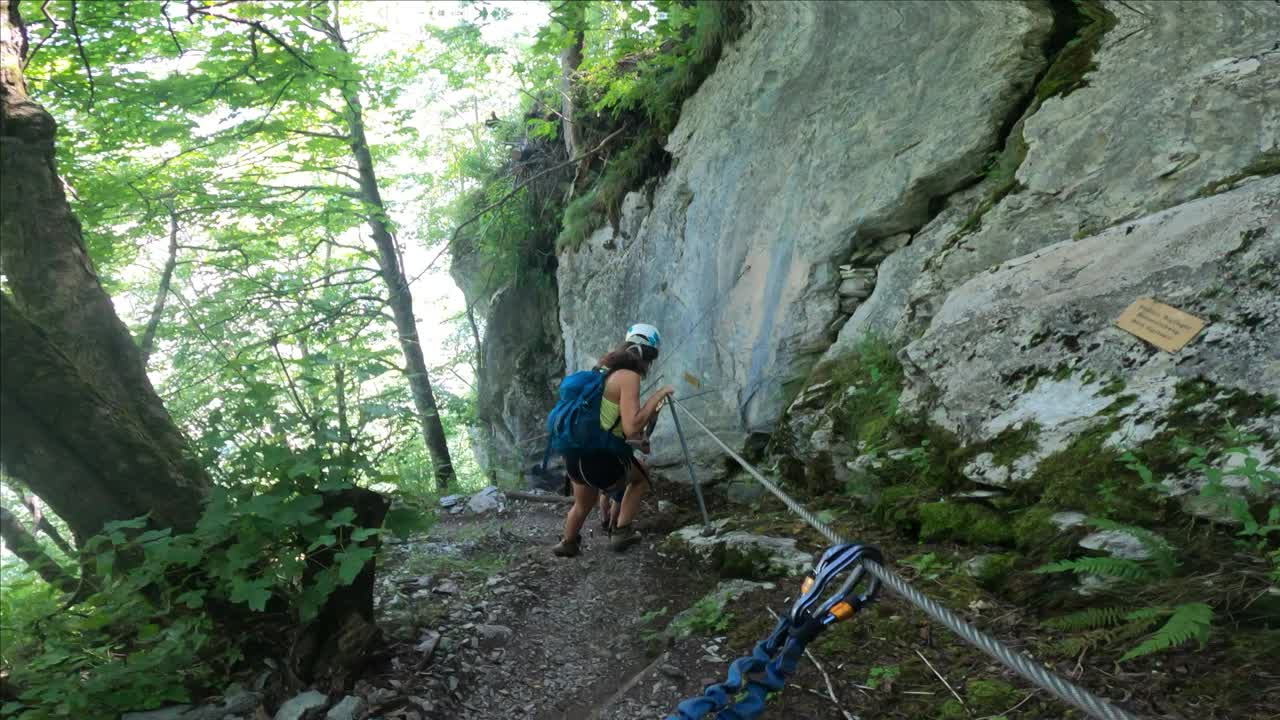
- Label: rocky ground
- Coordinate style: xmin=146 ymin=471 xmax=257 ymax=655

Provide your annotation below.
xmin=136 ymin=474 xmax=1277 ymax=720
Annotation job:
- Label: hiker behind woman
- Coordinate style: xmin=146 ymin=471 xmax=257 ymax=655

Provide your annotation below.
xmin=553 ymin=324 xmax=673 ymax=556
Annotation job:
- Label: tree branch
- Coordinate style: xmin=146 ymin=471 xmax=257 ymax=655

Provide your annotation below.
xmin=187 ymin=1 xmax=320 ymax=73
xmin=22 ymin=0 xmax=57 ymax=70
xmin=68 ymin=0 xmax=96 ymax=107
xmin=0 ymin=505 xmax=78 ymax=592
xmin=160 ymin=1 xmax=184 ymax=55
xmin=139 ymin=200 xmax=181 ymax=364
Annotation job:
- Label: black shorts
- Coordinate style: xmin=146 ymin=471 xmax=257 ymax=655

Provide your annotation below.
xmin=563 ymin=451 xmax=647 ymax=496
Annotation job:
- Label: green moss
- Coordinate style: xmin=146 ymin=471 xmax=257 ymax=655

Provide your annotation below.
xmin=1103 ymin=393 xmax=1138 ymax=415
xmin=826 ymin=335 xmax=906 ymax=448
xmin=710 ymin=542 xmax=783 ymax=581
xmin=989 ymin=422 xmax=1041 ymax=467
xmin=1170 ymin=378 xmax=1279 ymax=426
xmin=556 ymin=190 xmax=605 ymax=251
xmin=972 ymin=553 xmax=1019 ymax=589
xmin=1197 ymin=149 xmax=1280 ymax=198
xmin=1023 ymin=421 xmax=1164 ymax=523
xmin=918 ymin=502 xmax=1014 ymax=546
xmin=938 ymin=699 xmax=967 ymax=720
xmin=1036 ymin=1 xmax=1117 ymax=104
xmin=1099 ymin=377 xmax=1126 ymax=396
xmin=1052 ymin=362 xmax=1075 ymax=381
xmin=1012 ymin=505 xmax=1059 ymax=550
xmin=872 ymin=482 xmax=934 ymax=532
xmin=966 ymin=678 xmax=1019 ymax=713
xmin=952 ymin=0 xmax=1116 ymax=240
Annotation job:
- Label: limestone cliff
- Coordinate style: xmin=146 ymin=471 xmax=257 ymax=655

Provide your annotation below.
xmin=466 ymin=0 xmax=1280 ymax=487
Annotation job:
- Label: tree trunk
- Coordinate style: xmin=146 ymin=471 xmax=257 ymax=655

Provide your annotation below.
xmin=287 ymin=487 xmax=388 ymax=693
xmin=0 ymin=0 xmax=209 ymax=539
xmin=559 ymin=26 xmax=584 ymax=159
xmin=0 ymin=504 xmax=77 ymax=593
xmin=335 ymin=60 xmax=455 ymax=491
xmin=139 ymin=201 xmax=180 ymax=364
xmin=559 ymin=15 xmax=589 ymax=195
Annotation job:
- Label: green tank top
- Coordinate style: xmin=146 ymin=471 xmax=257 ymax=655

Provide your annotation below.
xmin=599 ymin=396 xmax=626 ymax=438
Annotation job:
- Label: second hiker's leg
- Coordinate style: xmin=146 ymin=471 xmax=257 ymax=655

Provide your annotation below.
xmin=564 ymin=480 xmax=599 ymax=542
xmin=615 ymin=463 xmax=649 ymax=528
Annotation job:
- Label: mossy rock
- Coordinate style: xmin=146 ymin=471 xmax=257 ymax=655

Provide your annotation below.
xmin=966 ymin=553 xmax=1019 ymax=589
xmin=918 ymin=501 xmax=1013 ymax=545
xmin=1023 ymin=422 xmax=1165 ymax=524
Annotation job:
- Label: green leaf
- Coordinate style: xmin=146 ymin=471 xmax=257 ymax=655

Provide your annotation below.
xmin=383 ymin=507 xmax=429 ymax=539
xmin=308 ymin=533 xmax=339 ymax=552
xmin=335 ymin=547 xmax=375 ymax=585
xmin=327 ymin=506 xmax=358 ymax=528
xmin=176 ymin=590 xmax=206 ymax=609
xmin=1120 ymin=603 xmax=1213 ymax=662
xmin=96 ymin=550 xmax=116 ymax=578
xmin=229 ymin=577 xmax=273 ymax=612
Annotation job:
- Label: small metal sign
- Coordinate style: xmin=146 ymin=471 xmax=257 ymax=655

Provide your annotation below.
xmin=1114 ymin=297 xmax=1206 ymax=353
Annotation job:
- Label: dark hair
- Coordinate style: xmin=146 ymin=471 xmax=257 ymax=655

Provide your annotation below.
xmin=598 ymin=342 xmax=657 ymax=377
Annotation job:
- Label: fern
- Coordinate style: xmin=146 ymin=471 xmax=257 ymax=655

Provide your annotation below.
xmin=1044 ymin=606 xmax=1127 ymax=631
xmin=1085 ymin=518 xmax=1178 ymax=576
xmin=1120 ymin=603 xmax=1213 ymax=662
xmin=1033 ymin=556 xmax=1152 ymax=580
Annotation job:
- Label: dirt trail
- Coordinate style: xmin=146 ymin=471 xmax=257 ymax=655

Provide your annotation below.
xmin=375 ymin=489 xmax=728 ymax=720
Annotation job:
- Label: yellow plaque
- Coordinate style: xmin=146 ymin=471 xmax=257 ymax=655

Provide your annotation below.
xmin=1114 ymin=297 xmax=1206 ymax=353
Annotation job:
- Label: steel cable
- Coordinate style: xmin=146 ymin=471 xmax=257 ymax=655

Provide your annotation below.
xmin=668 ymin=397 xmax=1141 ymax=720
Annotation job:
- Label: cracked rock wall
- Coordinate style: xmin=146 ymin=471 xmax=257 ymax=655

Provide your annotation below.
xmin=557 ymin=0 xmax=1052 ymax=469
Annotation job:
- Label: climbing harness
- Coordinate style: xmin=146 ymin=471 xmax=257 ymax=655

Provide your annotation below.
xmin=665 ymin=400 xmax=713 ymax=534
xmin=667 ymin=544 xmax=882 ymax=720
xmin=665 ymin=396 xmax=1141 ymax=720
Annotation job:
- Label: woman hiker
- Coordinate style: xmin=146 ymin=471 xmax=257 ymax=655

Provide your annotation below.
xmin=553 ymin=323 xmax=674 ymax=557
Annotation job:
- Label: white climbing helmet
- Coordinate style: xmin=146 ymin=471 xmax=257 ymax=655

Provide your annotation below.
xmin=625 ymin=322 xmax=662 ymax=351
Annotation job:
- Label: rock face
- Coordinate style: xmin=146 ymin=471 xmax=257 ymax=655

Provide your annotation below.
xmin=901 ymin=178 xmax=1279 ymax=484
xmin=477 ymin=0 xmax=1279 ymax=490
xmin=557 ymin=0 xmax=1053 ymax=468
xmin=464 ymin=281 xmax=563 ymax=479
xmin=850 ymin=0 xmax=1280 ymax=346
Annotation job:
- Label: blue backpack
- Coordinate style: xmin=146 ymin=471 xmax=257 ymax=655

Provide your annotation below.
xmin=540 ymin=368 xmax=632 ymax=472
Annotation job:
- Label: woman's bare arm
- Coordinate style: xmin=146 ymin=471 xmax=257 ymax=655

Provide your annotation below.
xmin=615 ymin=371 xmax=673 ymax=438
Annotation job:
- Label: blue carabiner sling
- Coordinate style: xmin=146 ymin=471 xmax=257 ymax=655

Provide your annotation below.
xmin=667 ymin=543 xmax=883 ymax=720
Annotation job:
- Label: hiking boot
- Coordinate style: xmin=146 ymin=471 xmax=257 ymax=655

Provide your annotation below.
xmin=609 ymin=524 xmax=640 ymax=553
xmin=552 ymin=536 xmax=581 ymax=557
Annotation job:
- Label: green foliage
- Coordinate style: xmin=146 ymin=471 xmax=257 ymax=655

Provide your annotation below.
xmin=827 ymin=335 xmax=906 ymax=450
xmin=2 ymin=473 xmax=425 ymax=718
xmin=1120 ymin=603 xmax=1213 ymax=661
xmin=1034 ymin=556 xmax=1152 ymax=580
xmin=1031 ymin=517 xmax=1179 ymax=584
xmin=865 ymin=664 xmax=900 ymax=690
xmin=964 ymin=679 xmax=1019 ymax=715
xmin=1044 ymin=602 xmax=1213 ymax=663
xmin=902 ymin=552 xmax=954 ymax=580
xmin=668 ymin=593 xmax=734 ymax=638
xmin=1045 ymin=606 xmax=1129 ymax=632
xmin=918 ymin=502 xmax=1014 ymax=546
